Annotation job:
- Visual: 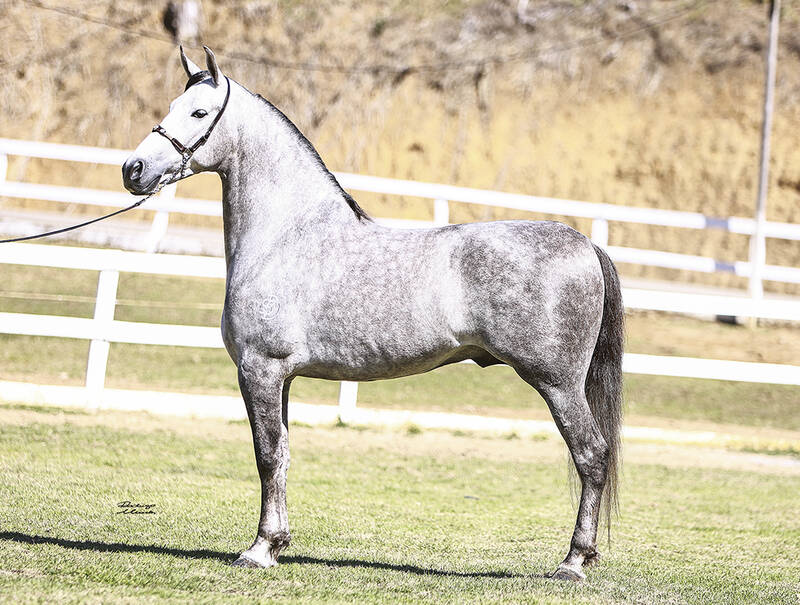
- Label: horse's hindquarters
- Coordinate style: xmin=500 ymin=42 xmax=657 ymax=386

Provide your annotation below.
xmin=456 ymin=221 xmax=605 ymax=383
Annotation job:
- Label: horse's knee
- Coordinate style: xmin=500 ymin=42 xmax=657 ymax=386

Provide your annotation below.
xmin=236 ymin=352 xmax=288 ymax=449
xmin=255 ymin=427 xmax=289 ymax=474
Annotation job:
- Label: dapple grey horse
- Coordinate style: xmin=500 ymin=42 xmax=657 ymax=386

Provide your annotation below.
xmin=122 ymin=47 xmax=624 ymax=582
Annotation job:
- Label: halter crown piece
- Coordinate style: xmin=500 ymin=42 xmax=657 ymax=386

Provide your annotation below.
xmin=0 ymin=75 xmax=232 ymax=244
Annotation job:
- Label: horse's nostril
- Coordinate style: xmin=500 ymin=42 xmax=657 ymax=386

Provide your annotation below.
xmin=130 ymin=160 xmax=144 ymax=181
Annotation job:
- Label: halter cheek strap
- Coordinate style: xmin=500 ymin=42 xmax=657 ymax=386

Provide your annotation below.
xmin=152 ymin=75 xmax=231 ymax=177
xmin=0 ymin=76 xmax=232 ymax=244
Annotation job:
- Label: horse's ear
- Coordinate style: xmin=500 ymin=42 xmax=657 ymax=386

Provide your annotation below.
xmin=203 ymin=45 xmax=220 ymax=86
xmin=179 ymin=45 xmax=202 ymax=78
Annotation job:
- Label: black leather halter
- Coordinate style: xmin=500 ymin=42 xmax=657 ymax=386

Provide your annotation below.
xmin=152 ymin=75 xmax=231 ymax=177
xmin=0 ymin=75 xmax=232 ymax=244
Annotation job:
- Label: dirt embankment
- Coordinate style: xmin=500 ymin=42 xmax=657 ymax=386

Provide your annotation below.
xmin=1 ymin=0 xmax=799 ymax=292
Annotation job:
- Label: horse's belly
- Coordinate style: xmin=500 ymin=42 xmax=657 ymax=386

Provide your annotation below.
xmin=298 ymin=321 xmax=463 ymax=381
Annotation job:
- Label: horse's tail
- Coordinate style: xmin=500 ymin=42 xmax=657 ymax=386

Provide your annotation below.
xmin=586 ymin=243 xmax=624 ymax=540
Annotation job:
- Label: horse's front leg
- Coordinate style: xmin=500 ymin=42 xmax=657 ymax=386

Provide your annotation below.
xmin=231 ymin=352 xmax=291 ymax=568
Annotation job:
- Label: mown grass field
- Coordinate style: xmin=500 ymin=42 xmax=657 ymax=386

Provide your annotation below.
xmin=1 ymin=403 xmax=799 ymax=604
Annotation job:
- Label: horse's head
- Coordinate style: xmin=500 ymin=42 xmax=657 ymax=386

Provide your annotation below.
xmin=122 ymin=46 xmax=231 ymax=195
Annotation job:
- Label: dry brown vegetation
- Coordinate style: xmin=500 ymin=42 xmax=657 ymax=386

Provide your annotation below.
xmin=1 ymin=0 xmax=800 ymax=292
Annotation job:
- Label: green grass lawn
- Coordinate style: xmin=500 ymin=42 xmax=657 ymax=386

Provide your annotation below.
xmin=1 ymin=404 xmax=798 ymax=603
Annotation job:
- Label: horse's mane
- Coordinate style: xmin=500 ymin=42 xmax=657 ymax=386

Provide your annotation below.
xmin=185 ymin=72 xmax=371 ymax=222
xmin=251 ymin=93 xmax=372 ymax=222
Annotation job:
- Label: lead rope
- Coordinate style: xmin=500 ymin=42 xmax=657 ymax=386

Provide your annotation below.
xmin=1 ymin=76 xmax=229 ymax=245
xmin=0 ymin=161 xmax=182 ymax=244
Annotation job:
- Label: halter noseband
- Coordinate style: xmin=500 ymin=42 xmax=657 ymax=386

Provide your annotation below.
xmin=152 ymin=75 xmax=231 ymax=178
xmin=0 ymin=76 xmax=231 ymax=244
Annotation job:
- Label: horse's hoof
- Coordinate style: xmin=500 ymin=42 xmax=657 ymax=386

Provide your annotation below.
xmin=231 ymin=554 xmax=273 ymax=569
xmin=547 ymin=565 xmax=586 ymax=582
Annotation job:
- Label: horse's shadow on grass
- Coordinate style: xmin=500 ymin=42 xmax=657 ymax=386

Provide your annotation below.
xmin=0 ymin=531 xmax=524 ymax=579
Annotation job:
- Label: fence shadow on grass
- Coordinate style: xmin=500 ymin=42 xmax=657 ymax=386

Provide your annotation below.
xmin=0 ymin=530 xmax=231 ymax=562
xmin=0 ymin=531 xmax=525 ymax=579
xmin=281 ymin=554 xmax=523 ymax=578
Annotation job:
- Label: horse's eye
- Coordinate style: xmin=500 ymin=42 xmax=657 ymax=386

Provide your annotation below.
xmin=191 ymin=109 xmax=208 ymax=119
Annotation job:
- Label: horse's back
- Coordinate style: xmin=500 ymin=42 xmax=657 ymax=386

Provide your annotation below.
xmin=448 ymin=219 xmax=598 ymax=280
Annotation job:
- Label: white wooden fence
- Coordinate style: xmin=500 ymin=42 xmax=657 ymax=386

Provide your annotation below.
xmin=2 ymin=137 xmax=800 ymax=285
xmin=0 ymin=242 xmax=798 ymax=421
xmin=0 ymin=139 xmax=799 ymax=416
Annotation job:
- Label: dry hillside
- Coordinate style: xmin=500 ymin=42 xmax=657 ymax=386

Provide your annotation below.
xmin=1 ymin=0 xmax=800 ymax=292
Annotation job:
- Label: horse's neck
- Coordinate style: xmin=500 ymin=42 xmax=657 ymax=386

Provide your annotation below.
xmin=219 ymin=93 xmax=360 ymax=265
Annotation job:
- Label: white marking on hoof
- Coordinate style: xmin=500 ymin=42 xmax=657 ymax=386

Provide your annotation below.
xmin=231 ymin=552 xmax=277 ymax=569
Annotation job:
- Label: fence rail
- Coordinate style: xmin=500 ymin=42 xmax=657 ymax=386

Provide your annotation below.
xmin=1 ymin=138 xmax=799 ymax=412
xmin=2 ymin=137 xmax=800 ymax=237
xmin=0 ymin=243 xmax=798 ymax=417
xmin=2 ymin=137 xmax=800 ymax=288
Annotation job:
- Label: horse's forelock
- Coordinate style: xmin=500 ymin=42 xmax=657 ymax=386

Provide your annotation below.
xmin=184 ymin=70 xmax=212 ymax=92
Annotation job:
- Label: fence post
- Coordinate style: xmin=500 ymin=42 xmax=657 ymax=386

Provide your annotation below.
xmin=434 ymin=198 xmax=450 ymax=226
xmin=749 ymin=0 xmax=781 ymax=326
xmin=145 ymin=183 xmax=176 ymax=252
xmin=338 ymin=381 xmax=359 ymax=423
xmin=85 ymin=269 xmax=119 ymax=408
xmin=591 ymin=218 xmax=609 ymax=247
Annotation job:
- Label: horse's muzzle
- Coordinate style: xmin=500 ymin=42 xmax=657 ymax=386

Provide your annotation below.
xmin=122 ymin=158 xmax=157 ymax=194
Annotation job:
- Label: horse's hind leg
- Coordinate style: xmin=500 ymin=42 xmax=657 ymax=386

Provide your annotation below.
xmin=231 ymin=351 xmax=291 ymax=568
xmin=522 ymin=375 xmax=610 ymax=582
